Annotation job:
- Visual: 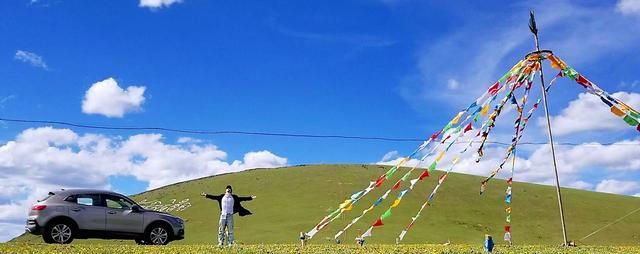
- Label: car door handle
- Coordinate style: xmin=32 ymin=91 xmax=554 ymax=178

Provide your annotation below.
xmin=107 ymin=211 xmax=117 ymax=215
xmin=71 ymin=208 xmax=83 ymax=212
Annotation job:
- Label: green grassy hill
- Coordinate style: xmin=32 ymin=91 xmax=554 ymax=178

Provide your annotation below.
xmin=13 ymin=164 xmax=640 ymax=245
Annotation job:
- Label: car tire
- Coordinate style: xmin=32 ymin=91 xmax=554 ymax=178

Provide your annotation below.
xmin=43 ymin=221 xmax=75 ymax=244
xmin=145 ymin=223 xmax=171 ymax=245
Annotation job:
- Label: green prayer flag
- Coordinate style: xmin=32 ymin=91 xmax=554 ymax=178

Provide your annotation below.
xmin=630 ymin=111 xmax=640 ymax=119
xmin=401 ymin=173 xmax=410 ymax=181
xmin=498 ymin=73 xmax=509 ymax=83
xmin=442 ymin=122 xmax=453 ymax=133
xmin=381 ymin=208 xmax=392 ymax=220
xmin=386 ymin=167 xmax=398 ymax=178
xmin=563 ymin=67 xmax=578 ymax=80
xmin=474 ymin=113 xmax=481 ymax=122
xmin=428 ymin=162 xmax=437 ymax=172
xmin=623 ymin=115 xmax=639 ymax=126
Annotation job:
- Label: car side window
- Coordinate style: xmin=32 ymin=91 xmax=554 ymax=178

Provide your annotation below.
xmin=104 ymin=195 xmax=133 ymax=210
xmin=72 ymin=194 xmax=100 ymax=206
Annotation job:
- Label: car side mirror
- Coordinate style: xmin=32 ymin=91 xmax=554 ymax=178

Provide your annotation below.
xmin=131 ymin=205 xmax=143 ymax=213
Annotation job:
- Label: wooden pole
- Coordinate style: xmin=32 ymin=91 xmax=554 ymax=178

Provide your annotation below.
xmin=529 ymin=11 xmax=569 ymax=246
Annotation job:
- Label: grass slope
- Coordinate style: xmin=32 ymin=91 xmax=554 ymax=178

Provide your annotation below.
xmin=14 ymin=164 xmax=640 ymax=245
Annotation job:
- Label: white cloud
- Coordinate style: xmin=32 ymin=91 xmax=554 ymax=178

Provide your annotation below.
xmin=376 ymin=134 xmax=640 ymax=196
xmin=595 ymin=179 xmax=640 ymax=195
xmin=82 ymin=78 xmax=146 ymax=118
xmin=635 ymin=193 xmax=640 ymax=197
xmin=617 ymin=0 xmax=640 ymax=15
xmin=0 ymin=127 xmax=287 ymax=242
xmin=381 ymin=150 xmax=400 ymax=162
xmin=14 ymin=50 xmax=48 ymax=70
xmin=543 ymin=92 xmax=640 ymax=136
xmin=139 ymin=0 xmax=182 ymax=9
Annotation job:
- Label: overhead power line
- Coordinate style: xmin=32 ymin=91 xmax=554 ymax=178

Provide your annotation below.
xmin=0 ymin=116 xmax=638 ymax=146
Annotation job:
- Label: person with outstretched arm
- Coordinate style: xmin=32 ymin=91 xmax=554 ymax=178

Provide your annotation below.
xmin=201 ymin=185 xmax=255 ymax=246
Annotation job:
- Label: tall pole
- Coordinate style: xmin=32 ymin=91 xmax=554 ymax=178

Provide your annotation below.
xmin=528 ymin=11 xmax=569 ymax=246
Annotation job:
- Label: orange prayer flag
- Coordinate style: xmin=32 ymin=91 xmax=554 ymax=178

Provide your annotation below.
xmin=611 ymin=106 xmax=625 ymax=117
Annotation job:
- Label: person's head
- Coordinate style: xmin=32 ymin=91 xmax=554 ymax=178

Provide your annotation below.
xmin=486 ymin=235 xmax=492 ymax=240
xmin=225 ymin=185 xmax=232 ymax=194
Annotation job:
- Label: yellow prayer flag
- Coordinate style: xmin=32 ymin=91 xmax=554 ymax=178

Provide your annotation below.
xmin=436 ymin=151 xmax=446 ymax=162
xmin=342 ymin=204 xmax=353 ymax=212
xmin=391 ymin=199 xmax=401 ymax=208
xmin=339 ymin=199 xmax=352 ymax=209
xmin=451 ymin=112 xmax=464 ymax=124
xmin=480 ymin=103 xmax=490 ymax=116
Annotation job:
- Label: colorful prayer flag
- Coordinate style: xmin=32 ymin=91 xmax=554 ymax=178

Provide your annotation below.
xmin=488 ymin=82 xmax=501 ymax=95
xmin=391 ymin=199 xmax=401 ymax=208
xmin=381 ymin=209 xmax=392 ymax=220
xmin=419 ymin=170 xmax=430 ymax=180
xmin=373 ymin=218 xmax=384 ymax=227
xmin=624 ymin=115 xmax=639 ymax=126
xmin=611 ymin=106 xmax=626 ymax=117
xmin=392 ymin=180 xmax=402 ymax=190
xmin=428 ymin=162 xmax=437 ymax=172
xmin=362 ymin=226 xmax=373 ymax=237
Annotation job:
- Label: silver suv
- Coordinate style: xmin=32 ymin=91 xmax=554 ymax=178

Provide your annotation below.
xmin=25 ymin=189 xmax=185 ymax=245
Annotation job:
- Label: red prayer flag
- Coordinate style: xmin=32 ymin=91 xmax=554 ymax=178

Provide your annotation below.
xmin=637 ymin=124 xmax=640 ymax=132
xmin=488 ymin=82 xmax=500 ymax=95
xmin=407 ymin=221 xmax=415 ymax=230
xmin=438 ymin=174 xmax=447 ymax=184
xmin=375 ymin=175 xmax=386 ymax=187
xmin=419 ymin=170 xmax=430 ymax=180
xmin=505 ymin=225 xmax=511 ymax=232
xmin=463 ymin=123 xmax=473 ymax=133
xmin=442 ymin=135 xmax=451 ymax=143
xmin=392 ymin=180 xmax=402 ymax=190
xmin=576 ymin=75 xmax=592 ymax=88
xmin=431 ymin=130 xmax=442 ymax=140
xmin=373 ymin=218 xmax=384 ymax=227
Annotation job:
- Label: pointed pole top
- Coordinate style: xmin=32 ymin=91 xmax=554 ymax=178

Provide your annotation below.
xmin=529 ymin=11 xmax=538 ymax=35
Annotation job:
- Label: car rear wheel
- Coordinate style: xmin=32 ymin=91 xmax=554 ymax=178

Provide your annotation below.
xmin=43 ymin=221 xmax=75 ymax=244
xmin=145 ymin=224 xmax=170 ymax=245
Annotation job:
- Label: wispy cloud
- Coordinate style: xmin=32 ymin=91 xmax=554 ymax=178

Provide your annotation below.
xmin=399 ymin=1 xmax=640 ymax=109
xmin=0 ymin=95 xmax=16 ymax=109
xmin=139 ymin=0 xmax=182 ymax=9
xmin=14 ymin=50 xmax=49 ymax=70
xmin=268 ymin=18 xmax=396 ymax=52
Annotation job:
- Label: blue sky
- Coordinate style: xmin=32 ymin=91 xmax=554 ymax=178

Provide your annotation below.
xmin=1 ymin=0 xmax=640 ymax=242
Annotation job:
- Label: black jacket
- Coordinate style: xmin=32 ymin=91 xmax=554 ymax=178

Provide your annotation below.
xmin=205 ymin=194 xmax=253 ymax=216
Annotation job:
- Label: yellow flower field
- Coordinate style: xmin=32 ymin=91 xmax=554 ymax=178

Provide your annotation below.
xmin=1 ymin=244 xmax=639 ymax=254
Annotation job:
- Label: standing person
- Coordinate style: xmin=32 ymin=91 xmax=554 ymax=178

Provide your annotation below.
xmin=201 ymin=185 xmax=256 ymax=246
xmin=299 ymin=232 xmax=307 ymax=248
xmin=484 ymin=234 xmax=495 ymax=253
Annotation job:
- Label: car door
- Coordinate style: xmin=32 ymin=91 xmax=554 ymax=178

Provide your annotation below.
xmin=67 ymin=194 xmax=106 ymax=231
xmin=104 ymin=194 xmax=144 ymax=233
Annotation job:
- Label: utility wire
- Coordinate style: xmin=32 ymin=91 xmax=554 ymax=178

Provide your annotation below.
xmin=578 ymin=206 xmax=640 ymax=242
xmin=1 ymin=116 xmax=638 ymax=146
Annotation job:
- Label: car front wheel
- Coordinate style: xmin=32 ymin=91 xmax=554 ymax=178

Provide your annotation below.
xmin=43 ymin=221 xmax=75 ymax=244
xmin=145 ymin=224 xmax=170 ymax=245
